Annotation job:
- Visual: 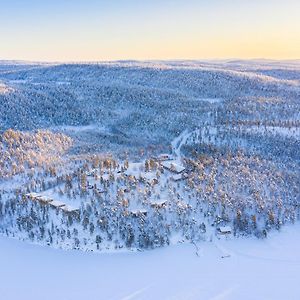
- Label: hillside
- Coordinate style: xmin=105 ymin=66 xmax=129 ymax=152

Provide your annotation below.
xmin=0 ymin=129 xmax=72 ymax=178
xmin=0 ymin=60 xmax=299 ymax=254
xmin=0 ymin=61 xmax=299 ymax=155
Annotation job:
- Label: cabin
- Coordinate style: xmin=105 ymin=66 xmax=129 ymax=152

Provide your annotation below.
xmin=150 ymin=199 xmax=167 ymax=209
xmin=217 ymin=226 xmax=232 ymax=235
xmin=157 ymin=153 xmax=174 ymax=161
xmin=161 ymin=161 xmax=185 ymax=174
xmin=87 ymin=169 xmax=98 ymax=177
xmin=171 ymin=173 xmax=188 ymax=181
xmin=49 ymin=200 xmax=66 ymax=208
xmin=177 ymin=201 xmax=190 ymax=210
xmin=36 ymin=195 xmax=53 ymax=204
xmin=124 ymin=162 xmax=143 ymax=178
xmin=140 ymin=172 xmax=158 ymax=185
xmin=61 ymin=205 xmax=80 ymax=214
xmin=101 ymin=174 xmax=110 ymax=182
xmin=25 ymin=192 xmax=40 ymax=200
xmin=130 ymin=209 xmax=148 ymax=217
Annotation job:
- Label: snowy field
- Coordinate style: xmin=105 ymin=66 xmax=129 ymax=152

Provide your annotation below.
xmin=1 ymin=224 xmax=300 ymax=300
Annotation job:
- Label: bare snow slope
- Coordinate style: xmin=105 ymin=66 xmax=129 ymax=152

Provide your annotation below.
xmin=1 ymin=224 xmax=300 ymax=300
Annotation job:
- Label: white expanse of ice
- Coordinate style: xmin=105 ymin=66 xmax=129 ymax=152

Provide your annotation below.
xmin=1 ymin=224 xmax=299 ymax=300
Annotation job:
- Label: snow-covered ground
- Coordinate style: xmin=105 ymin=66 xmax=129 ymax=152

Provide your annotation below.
xmin=52 ymin=124 xmax=108 ymax=134
xmin=197 ymin=97 xmax=224 ymax=104
xmin=1 ymin=224 xmax=300 ymax=300
xmin=242 ymin=125 xmax=300 ymax=139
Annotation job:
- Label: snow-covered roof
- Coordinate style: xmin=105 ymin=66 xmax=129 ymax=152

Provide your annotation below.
xmin=161 ymin=161 xmax=185 ymax=173
xmin=177 ymin=201 xmax=189 ymax=209
xmin=61 ymin=205 xmax=80 ymax=213
xmin=157 ymin=153 xmax=174 ymax=161
xmin=36 ymin=195 xmax=53 ymax=203
xmin=140 ymin=172 xmax=157 ymax=183
xmin=150 ymin=200 xmax=167 ymax=207
xmin=130 ymin=209 xmax=148 ymax=216
xmin=171 ymin=173 xmax=187 ymax=181
xmin=218 ymin=226 xmax=232 ymax=233
xmin=25 ymin=192 xmax=40 ymax=198
xmin=49 ymin=200 xmax=66 ymax=208
xmin=124 ymin=162 xmax=143 ymax=177
xmin=101 ymin=174 xmax=110 ymax=181
xmin=87 ymin=169 xmax=98 ymax=176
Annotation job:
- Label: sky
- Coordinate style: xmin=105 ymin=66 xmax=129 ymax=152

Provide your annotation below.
xmin=0 ymin=0 xmax=299 ymax=62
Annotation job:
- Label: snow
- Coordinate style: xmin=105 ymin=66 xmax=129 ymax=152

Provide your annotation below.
xmin=130 ymin=209 xmax=148 ymax=216
xmin=124 ymin=162 xmax=144 ymax=177
xmin=61 ymin=204 xmax=80 ymax=213
xmin=49 ymin=200 xmax=66 ymax=208
xmin=150 ymin=199 xmax=167 ymax=206
xmin=218 ymin=226 xmax=232 ymax=234
xmin=25 ymin=192 xmax=39 ymax=198
xmin=161 ymin=161 xmax=185 ymax=173
xmin=157 ymin=153 xmax=174 ymax=161
xmin=1 ymin=224 xmax=300 ymax=300
xmin=141 ymin=171 xmax=157 ymax=183
xmin=171 ymin=129 xmax=189 ymax=158
xmin=0 ymin=82 xmax=13 ymax=94
xmin=171 ymin=173 xmax=187 ymax=181
xmin=197 ymin=98 xmax=223 ymax=104
xmin=243 ymin=126 xmax=300 ymax=139
xmin=0 ymin=59 xmax=299 ymax=298
xmin=38 ymin=187 xmax=85 ymax=208
xmin=101 ymin=173 xmax=110 ymax=181
xmin=0 ymin=175 xmax=28 ymax=192
xmin=52 ymin=124 xmax=108 ymax=134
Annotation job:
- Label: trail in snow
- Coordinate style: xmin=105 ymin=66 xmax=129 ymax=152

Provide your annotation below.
xmin=209 ymin=286 xmax=239 ymax=300
xmin=119 ymin=286 xmax=152 ymax=300
xmin=171 ymin=129 xmax=199 ymax=160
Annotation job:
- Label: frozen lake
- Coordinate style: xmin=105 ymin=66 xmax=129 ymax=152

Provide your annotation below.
xmin=1 ymin=224 xmax=300 ymax=300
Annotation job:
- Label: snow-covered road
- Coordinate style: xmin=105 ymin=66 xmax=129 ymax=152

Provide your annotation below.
xmin=1 ymin=224 xmax=300 ymax=300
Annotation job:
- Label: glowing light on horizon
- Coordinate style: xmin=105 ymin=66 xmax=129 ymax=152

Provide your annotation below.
xmin=0 ymin=0 xmax=299 ymax=61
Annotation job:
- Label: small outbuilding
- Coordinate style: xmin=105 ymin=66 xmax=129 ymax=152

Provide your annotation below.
xmin=61 ymin=205 xmax=80 ymax=214
xmin=161 ymin=161 xmax=185 ymax=174
xmin=36 ymin=195 xmax=53 ymax=204
xmin=25 ymin=192 xmax=40 ymax=200
xmin=217 ymin=226 xmax=232 ymax=235
xmin=150 ymin=199 xmax=167 ymax=209
xmin=157 ymin=153 xmax=174 ymax=161
xmin=87 ymin=169 xmax=98 ymax=177
xmin=130 ymin=209 xmax=148 ymax=217
xmin=101 ymin=174 xmax=110 ymax=181
xmin=171 ymin=173 xmax=188 ymax=181
xmin=49 ymin=200 xmax=66 ymax=208
xmin=140 ymin=172 xmax=158 ymax=185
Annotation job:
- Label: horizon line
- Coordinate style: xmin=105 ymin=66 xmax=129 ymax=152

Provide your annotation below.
xmin=1 ymin=58 xmax=300 ymax=65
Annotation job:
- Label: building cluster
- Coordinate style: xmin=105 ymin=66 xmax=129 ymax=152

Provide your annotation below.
xmin=25 ymin=193 xmax=80 ymax=214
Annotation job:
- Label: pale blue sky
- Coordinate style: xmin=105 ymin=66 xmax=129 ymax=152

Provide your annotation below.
xmin=0 ymin=0 xmax=299 ymax=61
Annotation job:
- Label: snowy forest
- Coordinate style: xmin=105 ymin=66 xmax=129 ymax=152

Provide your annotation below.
xmin=0 ymin=60 xmax=299 ymax=252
